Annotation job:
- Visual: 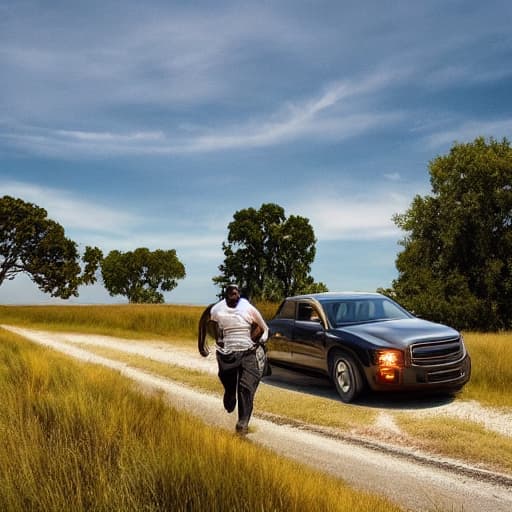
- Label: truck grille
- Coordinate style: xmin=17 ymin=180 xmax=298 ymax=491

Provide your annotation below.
xmin=427 ymin=367 xmax=465 ymax=383
xmin=410 ymin=337 xmax=464 ymax=366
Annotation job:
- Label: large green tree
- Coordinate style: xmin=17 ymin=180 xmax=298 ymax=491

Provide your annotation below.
xmin=214 ymin=203 xmax=327 ymax=301
xmin=101 ymin=248 xmax=186 ymax=303
xmin=391 ymin=137 xmax=512 ymax=330
xmin=0 ymin=196 xmax=101 ymax=298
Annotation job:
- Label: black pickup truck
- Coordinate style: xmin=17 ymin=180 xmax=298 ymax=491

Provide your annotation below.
xmin=266 ymin=292 xmax=471 ymax=402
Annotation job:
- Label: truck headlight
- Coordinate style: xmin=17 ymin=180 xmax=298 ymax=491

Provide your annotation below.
xmin=373 ymin=349 xmax=404 ymax=383
xmin=376 ymin=349 xmax=404 ymax=368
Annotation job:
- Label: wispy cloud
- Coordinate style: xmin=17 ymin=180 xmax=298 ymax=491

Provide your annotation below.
xmin=0 ymin=180 xmax=226 ymax=260
xmin=425 ymin=118 xmax=512 ymax=148
xmin=384 ymin=172 xmax=401 ymax=182
xmin=180 ymin=72 xmax=405 ymax=152
xmin=1 ymin=72 xmax=405 ymax=157
xmin=0 ymin=180 xmax=139 ymax=234
xmin=0 ymin=3 xmax=318 ymax=113
xmin=55 ymin=130 xmax=165 ymax=143
xmin=289 ymin=190 xmax=412 ymax=241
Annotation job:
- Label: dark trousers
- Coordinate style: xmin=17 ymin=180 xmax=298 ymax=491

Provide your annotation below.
xmin=216 ymin=350 xmax=262 ymax=427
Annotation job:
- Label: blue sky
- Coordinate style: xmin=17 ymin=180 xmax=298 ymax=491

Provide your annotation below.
xmin=1 ymin=0 xmax=511 ymax=305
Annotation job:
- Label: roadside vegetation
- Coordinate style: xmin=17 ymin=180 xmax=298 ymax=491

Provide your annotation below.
xmin=0 ymin=329 xmax=401 ymax=512
xmin=1 ymin=304 xmax=511 ymax=406
xmin=397 ymin=415 xmax=512 ymax=473
xmin=385 ymin=137 xmax=512 ymax=331
xmin=39 ymin=333 xmax=512 ymax=476
xmin=0 ymin=304 xmax=204 ymax=343
xmin=459 ymin=332 xmax=512 ymax=408
xmin=0 ymin=302 xmax=276 ymax=343
xmin=2 ymin=305 xmax=512 ymax=476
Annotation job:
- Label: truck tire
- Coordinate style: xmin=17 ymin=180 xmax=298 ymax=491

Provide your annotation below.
xmin=330 ymin=352 xmax=363 ymax=403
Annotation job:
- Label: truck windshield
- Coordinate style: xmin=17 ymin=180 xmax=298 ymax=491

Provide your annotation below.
xmin=322 ymin=298 xmax=411 ymax=326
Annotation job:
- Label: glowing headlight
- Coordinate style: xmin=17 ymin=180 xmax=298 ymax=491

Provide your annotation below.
xmin=376 ymin=350 xmax=404 ymax=368
xmin=374 ymin=349 xmax=404 ymax=384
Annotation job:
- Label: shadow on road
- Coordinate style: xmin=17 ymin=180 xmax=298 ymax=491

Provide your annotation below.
xmin=263 ymin=365 xmax=456 ymax=410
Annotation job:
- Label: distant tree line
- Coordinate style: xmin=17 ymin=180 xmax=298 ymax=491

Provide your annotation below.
xmin=0 ymin=196 xmax=185 ymax=304
xmin=2 ymin=136 xmax=511 ymax=330
xmin=0 ymin=197 xmax=324 ymax=305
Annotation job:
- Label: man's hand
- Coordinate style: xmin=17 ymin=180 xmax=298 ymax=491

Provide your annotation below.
xmin=251 ymin=323 xmax=264 ymax=343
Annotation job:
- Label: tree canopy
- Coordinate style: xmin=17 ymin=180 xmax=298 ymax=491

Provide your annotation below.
xmin=0 ymin=195 xmax=101 ymax=298
xmin=101 ymin=248 xmax=186 ymax=303
xmin=214 ymin=203 xmax=327 ymax=301
xmin=390 ymin=137 xmax=512 ymax=330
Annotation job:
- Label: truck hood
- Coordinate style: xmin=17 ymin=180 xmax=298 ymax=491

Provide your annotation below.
xmin=335 ymin=318 xmax=460 ymax=349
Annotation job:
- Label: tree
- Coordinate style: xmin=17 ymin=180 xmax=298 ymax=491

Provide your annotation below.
xmin=101 ymin=248 xmax=186 ymax=303
xmin=0 ymin=195 xmax=101 ymax=298
xmin=391 ymin=137 xmax=512 ymax=330
xmin=214 ymin=203 xmax=327 ymax=301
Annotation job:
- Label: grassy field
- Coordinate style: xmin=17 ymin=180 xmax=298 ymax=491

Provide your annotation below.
xmin=0 ymin=328 xmax=402 ymax=512
xmin=0 ymin=304 xmax=206 ymax=343
xmin=2 ymin=304 xmax=512 ymax=477
xmin=460 ymin=332 xmax=512 ymax=407
xmin=47 ymin=333 xmax=512 ymax=476
xmin=1 ymin=303 xmax=511 ymax=407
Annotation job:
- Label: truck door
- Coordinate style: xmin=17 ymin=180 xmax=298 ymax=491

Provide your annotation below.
xmin=266 ymin=300 xmax=295 ymax=363
xmin=290 ymin=302 xmax=327 ymax=372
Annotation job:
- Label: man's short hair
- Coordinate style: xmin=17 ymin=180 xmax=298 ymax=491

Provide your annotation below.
xmin=225 ymin=283 xmax=239 ymax=296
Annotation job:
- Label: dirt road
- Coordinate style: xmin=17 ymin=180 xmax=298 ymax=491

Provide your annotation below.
xmin=4 ymin=325 xmax=512 ymax=512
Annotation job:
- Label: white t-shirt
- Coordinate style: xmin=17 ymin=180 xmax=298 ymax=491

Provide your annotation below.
xmin=210 ymin=298 xmax=268 ymax=354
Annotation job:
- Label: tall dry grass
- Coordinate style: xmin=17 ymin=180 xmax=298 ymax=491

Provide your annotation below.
xmin=0 ymin=304 xmax=203 ymax=342
xmin=0 ymin=329 xmax=401 ymax=512
xmin=461 ymin=332 xmax=512 ymax=407
xmin=2 ymin=305 xmax=511 ymax=407
xmin=0 ymin=302 xmax=280 ymax=343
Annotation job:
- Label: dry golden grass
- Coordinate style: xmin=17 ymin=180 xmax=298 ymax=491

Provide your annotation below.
xmin=459 ymin=331 xmax=512 ymax=407
xmin=1 ymin=305 xmax=511 ymax=408
xmin=397 ymin=414 xmax=512 ymax=473
xmin=0 ymin=329 xmax=402 ymax=512
xmin=3 ymin=304 xmax=512 ymax=478
xmin=0 ymin=302 xmax=279 ymax=350
xmin=65 ymin=342 xmax=377 ymax=430
xmin=0 ymin=304 xmax=203 ymax=343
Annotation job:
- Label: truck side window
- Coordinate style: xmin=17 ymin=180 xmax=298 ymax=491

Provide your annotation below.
xmin=298 ymin=303 xmax=320 ymax=322
xmin=276 ymin=300 xmax=296 ymax=320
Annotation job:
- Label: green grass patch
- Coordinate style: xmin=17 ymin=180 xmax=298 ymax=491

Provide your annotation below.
xmin=0 ymin=329 xmax=402 ymax=512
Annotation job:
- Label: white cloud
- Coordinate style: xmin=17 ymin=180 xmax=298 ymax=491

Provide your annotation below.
xmin=426 ymin=118 xmax=512 ymax=148
xmin=56 ymin=130 xmax=165 ymax=143
xmin=0 ymin=180 xmax=226 ymax=260
xmin=1 ymin=72 xmax=405 ymax=157
xmin=289 ymin=190 xmax=411 ymax=241
xmin=384 ymin=172 xmax=401 ymax=181
xmin=177 ymin=71 xmax=406 ymax=152
xmin=90 ymin=232 xmax=224 ymax=261
xmin=1 ymin=180 xmax=138 ymax=234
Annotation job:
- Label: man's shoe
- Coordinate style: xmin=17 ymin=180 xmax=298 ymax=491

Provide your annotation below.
xmin=235 ymin=421 xmax=249 ymax=435
xmin=223 ymin=393 xmax=236 ymax=413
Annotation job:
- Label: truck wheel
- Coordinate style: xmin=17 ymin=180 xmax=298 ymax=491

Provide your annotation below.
xmin=330 ymin=352 xmax=363 ymax=403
